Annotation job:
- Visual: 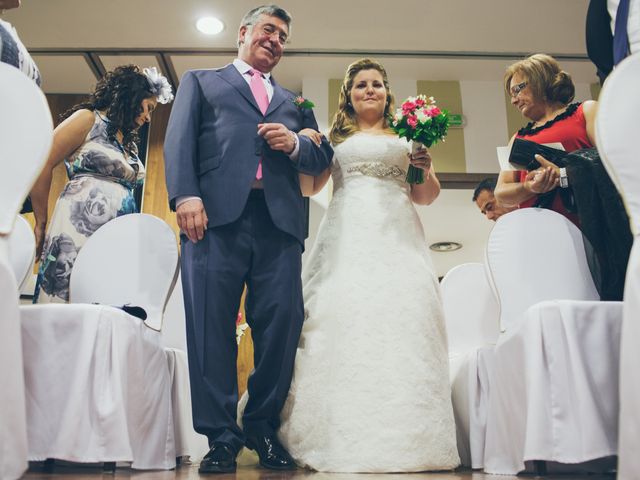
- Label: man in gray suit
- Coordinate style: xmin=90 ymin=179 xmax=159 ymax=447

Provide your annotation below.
xmin=164 ymin=4 xmax=333 ymax=473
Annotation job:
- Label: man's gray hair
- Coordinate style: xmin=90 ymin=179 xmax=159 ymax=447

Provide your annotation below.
xmin=237 ymin=4 xmax=292 ymax=47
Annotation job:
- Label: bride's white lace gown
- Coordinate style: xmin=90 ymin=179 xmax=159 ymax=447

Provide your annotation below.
xmin=278 ymin=132 xmax=460 ymax=472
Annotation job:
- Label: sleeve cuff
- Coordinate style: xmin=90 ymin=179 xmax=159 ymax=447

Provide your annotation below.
xmin=176 ymin=195 xmax=202 ymax=208
xmin=288 ymin=133 xmax=300 ymax=162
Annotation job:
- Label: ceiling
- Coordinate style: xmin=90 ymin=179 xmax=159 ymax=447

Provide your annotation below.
xmin=5 ymin=0 xmax=597 ymax=94
xmin=5 ymin=0 xmax=595 ymax=275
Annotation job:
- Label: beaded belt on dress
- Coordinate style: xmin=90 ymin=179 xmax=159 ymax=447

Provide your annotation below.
xmin=344 ymin=162 xmax=406 ymax=180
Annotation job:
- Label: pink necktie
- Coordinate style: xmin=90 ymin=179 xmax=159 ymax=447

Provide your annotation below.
xmin=249 ymin=69 xmax=269 ymax=180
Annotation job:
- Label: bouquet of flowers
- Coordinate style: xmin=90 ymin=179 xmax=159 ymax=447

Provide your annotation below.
xmin=389 ymin=95 xmax=450 ymax=184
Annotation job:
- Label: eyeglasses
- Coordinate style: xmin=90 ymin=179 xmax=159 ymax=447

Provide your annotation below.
xmin=259 ymin=24 xmax=288 ymax=46
xmin=509 ymin=81 xmax=528 ymax=98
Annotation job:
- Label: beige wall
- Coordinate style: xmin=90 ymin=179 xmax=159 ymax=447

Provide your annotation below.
xmin=417 ymin=80 xmax=466 ymax=173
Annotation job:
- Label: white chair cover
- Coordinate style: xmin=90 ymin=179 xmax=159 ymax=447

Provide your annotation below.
xmin=441 ymin=263 xmax=499 ymax=468
xmin=21 ymin=304 xmax=175 ymax=469
xmin=0 ymin=62 xmax=51 ymax=480
xmin=165 ymin=348 xmax=209 ymax=461
xmin=162 ymin=274 xmax=209 ymax=460
xmin=70 ymin=213 xmax=179 ymax=331
xmin=21 ymin=214 xmax=179 ymax=469
xmin=0 ymin=62 xmax=52 ymax=235
xmin=486 ymin=208 xmax=598 ymax=332
xmin=7 ymin=215 xmax=36 ymax=292
xmin=483 ymin=209 xmax=622 ymax=475
xmin=0 ymin=257 xmax=28 ymax=480
xmin=597 ymin=53 xmax=640 ymax=480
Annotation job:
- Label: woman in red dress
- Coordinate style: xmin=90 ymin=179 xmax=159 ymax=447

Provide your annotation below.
xmin=495 ymin=53 xmax=598 ymax=226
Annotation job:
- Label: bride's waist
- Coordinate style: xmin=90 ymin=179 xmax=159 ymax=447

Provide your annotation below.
xmin=338 ymin=161 xmax=408 ymax=184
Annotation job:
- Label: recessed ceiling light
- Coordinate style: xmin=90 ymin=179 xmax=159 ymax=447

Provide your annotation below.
xmin=429 ymin=241 xmax=463 ymax=252
xmin=196 ymin=16 xmax=224 ymax=35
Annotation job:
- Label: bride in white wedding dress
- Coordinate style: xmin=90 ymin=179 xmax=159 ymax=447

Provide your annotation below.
xmin=278 ymin=59 xmax=460 ymax=472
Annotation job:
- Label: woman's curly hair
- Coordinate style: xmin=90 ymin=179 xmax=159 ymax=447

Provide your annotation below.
xmin=62 ymin=65 xmax=154 ymax=154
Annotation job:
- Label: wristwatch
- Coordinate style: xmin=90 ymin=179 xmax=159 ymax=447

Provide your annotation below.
xmin=559 ymin=167 xmax=569 ymax=188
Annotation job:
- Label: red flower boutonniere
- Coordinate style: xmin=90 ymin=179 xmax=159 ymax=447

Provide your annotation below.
xmin=293 ymin=95 xmax=315 ymax=109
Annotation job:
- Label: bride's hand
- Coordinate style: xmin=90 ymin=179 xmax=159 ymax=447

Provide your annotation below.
xmin=409 ymin=147 xmax=432 ymax=172
xmin=298 ymin=128 xmax=323 ymax=146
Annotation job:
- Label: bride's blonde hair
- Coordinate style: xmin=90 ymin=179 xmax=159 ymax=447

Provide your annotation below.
xmin=329 ymin=58 xmax=395 ymax=146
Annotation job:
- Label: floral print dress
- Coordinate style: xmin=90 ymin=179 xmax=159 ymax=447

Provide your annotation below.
xmin=33 ymin=111 xmax=145 ymax=303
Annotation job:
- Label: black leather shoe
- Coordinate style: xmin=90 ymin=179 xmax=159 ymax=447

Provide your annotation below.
xmin=198 ymin=443 xmax=237 ymax=474
xmin=245 ymin=435 xmax=297 ymax=470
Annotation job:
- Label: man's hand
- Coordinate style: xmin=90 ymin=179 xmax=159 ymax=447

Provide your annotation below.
xmin=258 ymin=123 xmax=297 ymax=154
xmin=176 ymin=199 xmax=208 ymax=243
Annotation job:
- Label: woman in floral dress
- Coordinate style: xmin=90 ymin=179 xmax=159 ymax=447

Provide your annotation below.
xmin=31 ymin=65 xmax=173 ymax=303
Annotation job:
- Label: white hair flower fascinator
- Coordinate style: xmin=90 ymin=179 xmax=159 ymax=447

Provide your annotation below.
xmin=142 ymin=67 xmax=174 ymax=104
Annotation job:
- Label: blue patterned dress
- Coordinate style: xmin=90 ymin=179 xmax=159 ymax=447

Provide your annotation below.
xmin=34 ymin=111 xmax=145 ymax=303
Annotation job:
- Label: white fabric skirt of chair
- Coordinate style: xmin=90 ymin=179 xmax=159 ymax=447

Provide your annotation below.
xmin=617 ymin=241 xmax=640 ymax=479
xmin=162 ymin=274 xmax=209 ymax=461
xmin=21 ymin=304 xmax=176 ymax=469
xmin=0 ymin=256 xmax=28 ymax=480
xmin=450 ymin=346 xmax=495 ymax=469
xmin=441 ymin=262 xmax=499 ymax=468
xmin=165 ymin=348 xmax=209 ymax=461
xmin=483 ymin=300 xmax=622 ymax=475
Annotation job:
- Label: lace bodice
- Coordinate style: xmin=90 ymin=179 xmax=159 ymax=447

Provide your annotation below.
xmin=331 ymin=133 xmax=410 ymax=189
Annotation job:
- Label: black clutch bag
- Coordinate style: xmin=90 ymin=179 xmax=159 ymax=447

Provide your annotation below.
xmin=508 ymin=138 xmax=568 ymax=170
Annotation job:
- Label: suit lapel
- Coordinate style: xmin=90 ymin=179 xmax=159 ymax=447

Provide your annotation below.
xmin=218 ymin=64 xmax=262 ymax=115
xmin=266 ymin=80 xmax=288 ymax=117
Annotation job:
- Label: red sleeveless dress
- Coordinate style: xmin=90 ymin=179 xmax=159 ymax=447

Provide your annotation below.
xmin=515 ymin=103 xmax=592 ymax=226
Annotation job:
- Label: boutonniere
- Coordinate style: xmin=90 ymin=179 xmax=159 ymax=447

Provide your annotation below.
xmin=293 ymin=95 xmax=315 ymax=109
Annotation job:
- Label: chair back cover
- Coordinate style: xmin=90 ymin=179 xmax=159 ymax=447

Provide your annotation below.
xmin=162 ymin=272 xmax=188 ymax=351
xmin=597 ymin=54 xmax=640 ymax=480
xmin=69 ymin=213 xmax=179 ymax=330
xmin=597 ymin=54 xmax=640 ymax=234
xmin=441 ymin=262 xmax=499 ymax=355
xmin=7 ymin=215 xmax=36 ymax=291
xmin=0 ymin=63 xmax=53 ymax=234
xmin=486 ymin=208 xmax=599 ymax=332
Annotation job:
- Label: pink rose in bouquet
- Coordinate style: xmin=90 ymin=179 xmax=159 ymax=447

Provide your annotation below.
xmin=389 ymin=95 xmax=449 ymax=184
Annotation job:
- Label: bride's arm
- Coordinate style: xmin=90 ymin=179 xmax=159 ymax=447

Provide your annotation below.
xmin=298 ymin=128 xmax=332 ymax=196
xmin=299 ymin=167 xmax=331 ymax=196
xmin=410 ymin=167 xmax=440 ymax=205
